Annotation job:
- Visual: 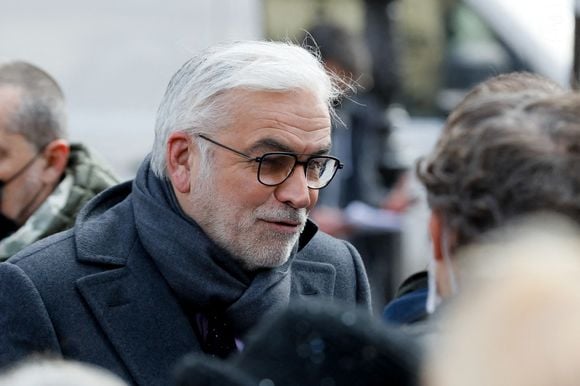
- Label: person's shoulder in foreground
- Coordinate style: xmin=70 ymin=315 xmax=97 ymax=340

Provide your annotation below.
xmin=0 ymin=40 xmax=370 ymax=385
xmin=174 ymin=301 xmax=420 ymax=386
xmin=0 ymin=356 xmax=128 ymax=386
xmin=383 ymin=271 xmax=428 ymax=325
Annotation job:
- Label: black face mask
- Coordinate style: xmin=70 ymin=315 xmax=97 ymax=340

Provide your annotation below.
xmin=0 ymin=210 xmax=19 ymax=239
xmin=0 ymin=151 xmax=44 ymax=240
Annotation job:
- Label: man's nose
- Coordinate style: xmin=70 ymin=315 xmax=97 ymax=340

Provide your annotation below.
xmin=273 ymin=166 xmax=312 ymax=209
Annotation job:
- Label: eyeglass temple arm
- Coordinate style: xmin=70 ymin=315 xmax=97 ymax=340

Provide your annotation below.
xmin=196 ymin=134 xmax=256 ymax=161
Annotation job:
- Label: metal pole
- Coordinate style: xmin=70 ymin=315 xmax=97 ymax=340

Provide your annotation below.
xmin=573 ymin=0 xmax=580 ymax=88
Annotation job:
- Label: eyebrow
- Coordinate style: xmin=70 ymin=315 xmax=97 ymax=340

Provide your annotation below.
xmin=248 ymin=138 xmax=331 ymax=156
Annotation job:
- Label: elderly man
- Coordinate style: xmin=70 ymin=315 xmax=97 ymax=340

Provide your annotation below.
xmin=0 ymin=61 xmax=118 ymax=260
xmin=0 ymin=41 xmax=371 ymax=385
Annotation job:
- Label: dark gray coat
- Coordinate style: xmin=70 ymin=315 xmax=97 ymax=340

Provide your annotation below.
xmin=0 ymin=181 xmax=371 ymax=386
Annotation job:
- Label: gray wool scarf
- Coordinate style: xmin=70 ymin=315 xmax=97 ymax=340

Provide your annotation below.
xmin=131 ymin=157 xmax=295 ymax=336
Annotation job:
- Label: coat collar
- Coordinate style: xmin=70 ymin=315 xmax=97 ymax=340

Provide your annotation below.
xmin=74 ymin=182 xmax=197 ymax=384
xmin=76 ymin=239 xmax=200 ymax=385
xmin=75 ymin=181 xmax=134 ymax=266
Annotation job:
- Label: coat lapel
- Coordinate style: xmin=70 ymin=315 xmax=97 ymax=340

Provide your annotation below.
xmin=291 ymin=260 xmax=336 ymax=298
xmin=76 ymin=245 xmax=200 ymax=386
xmin=291 ymin=221 xmax=337 ymax=299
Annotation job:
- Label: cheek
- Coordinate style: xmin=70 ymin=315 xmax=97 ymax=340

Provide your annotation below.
xmin=22 ymin=166 xmax=45 ymax=190
xmin=1 ymin=176 xmax=35 ymax=216
xmin=218 ymin=174 xmax=271 ymax=208
xmin=240 ymin=184 xmax=274 ymax=209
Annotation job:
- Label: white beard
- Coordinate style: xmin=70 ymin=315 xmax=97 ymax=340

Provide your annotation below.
xmin=187 ymin=171 xmax=307 ymax=271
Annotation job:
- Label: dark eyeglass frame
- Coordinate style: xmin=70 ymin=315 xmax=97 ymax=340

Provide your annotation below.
xmin=196 ymin=134 xmax=343 ymax=189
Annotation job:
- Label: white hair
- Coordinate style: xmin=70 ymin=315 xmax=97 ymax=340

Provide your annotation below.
xmin=151 ymin=40 xmax=344 ymax=177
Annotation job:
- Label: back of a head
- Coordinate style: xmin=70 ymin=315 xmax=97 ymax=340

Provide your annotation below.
xmin=0 ymin=61 xmax=67 ymax=149
xmin=425 ymin=215 xmax=580 ymax=386
xmin=418 ymin=92 xmax=580 ymax=248
xmin=151 ymin=40 xmax=343 ymax=177
xmin=447 ymin=71 xmax=565 ymax=127
xmin=462 ymin=71 xmax=563 ymax=100
xmin=0 ymin=357 xmax=127 ymax=386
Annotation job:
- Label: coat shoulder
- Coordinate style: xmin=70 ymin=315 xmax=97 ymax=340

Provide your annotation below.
xmin=297 ymin=231 xmax=357 ymax=264
xmin=296 ymin=231 xmax=372 ymax=310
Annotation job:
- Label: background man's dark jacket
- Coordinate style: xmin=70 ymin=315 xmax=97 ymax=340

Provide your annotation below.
xmin=0 ymin=178 xmax=371 ymax=385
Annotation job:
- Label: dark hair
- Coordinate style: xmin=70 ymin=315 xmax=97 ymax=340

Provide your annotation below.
xmin=418 ymin=92 xmax=580 ymax=248
xmin=0 ymin=61 xmax=67 ymax=149
xmin=448 ymin=72 xmax=565 ymax=127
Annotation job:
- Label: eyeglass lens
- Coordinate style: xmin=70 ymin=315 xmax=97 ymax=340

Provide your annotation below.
xmin=258 ymin=154 xmax=338 ymax=188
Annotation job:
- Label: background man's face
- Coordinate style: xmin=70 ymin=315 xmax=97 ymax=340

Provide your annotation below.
xmin=0 ymin=88 xmax=45 ymax=225
xmin=185 ymin=89 xmax=332 ymax=270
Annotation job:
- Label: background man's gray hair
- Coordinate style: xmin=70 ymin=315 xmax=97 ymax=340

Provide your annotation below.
xmin=0 ymin=61 xmax=67 ymax=149
xmin=418 ymin=92 xmax=580 ymax=248
xmin=151 ymin=40 xmax=344 ymax=178
xmin=0 ymin=357 xmax=127 ymax=386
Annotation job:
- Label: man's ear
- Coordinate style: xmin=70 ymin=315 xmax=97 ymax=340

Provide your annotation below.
xmin=429 ymin=211 xmax=445 ymax=263
xmin=40 ymin=139 xmax=69 ymax=185
xmin=167 ymin=132 xmax=196 ymax=193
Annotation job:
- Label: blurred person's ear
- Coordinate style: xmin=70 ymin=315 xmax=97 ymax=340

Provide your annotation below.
xmin=429 ymin=211 xmax=459 ymax=299
xmin=167 ymin=132 xmax=194 ymax=193
xmin=40 ymin=139 xmax=69 ymax=184
xmin=429 ymin=211 xmax=444 ymax=262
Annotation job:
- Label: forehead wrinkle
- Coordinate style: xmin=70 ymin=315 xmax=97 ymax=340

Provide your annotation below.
xmin=248 ymin=136 xmax=331 ymax=155
xmin=255 ymin=115 xmax=330 ymax=132
xmin=230 ymin=92 xmax=330 ymax=128
xmin=273 ymin=107 xmax=329 ymax=121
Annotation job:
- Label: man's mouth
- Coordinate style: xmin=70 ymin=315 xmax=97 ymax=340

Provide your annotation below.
xmin=274 ymin=219 xmax=300 ymax=226
xmin=260 ymin=218 xmax=304 ymax=233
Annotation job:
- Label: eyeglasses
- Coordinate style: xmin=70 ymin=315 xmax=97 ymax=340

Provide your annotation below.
xmin=196 ymin=134 xmax=343 ymax=189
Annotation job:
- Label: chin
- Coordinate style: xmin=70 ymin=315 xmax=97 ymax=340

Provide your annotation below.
xmin=231 ymin=231 xmax=298 ymax=271
xmin=239 ymin=250 xmax=291 ymax=272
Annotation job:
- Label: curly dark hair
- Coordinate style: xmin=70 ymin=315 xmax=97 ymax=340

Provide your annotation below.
xmin=418 ymin=92 xmax=580 ymax=248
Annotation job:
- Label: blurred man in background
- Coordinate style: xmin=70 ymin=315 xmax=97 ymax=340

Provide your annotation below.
xmin=306 ymin=22 xmax=395 ymax=233
xmin=383 ymin=72 xmax=566 ymax=325
xmin=0 ymin=61 xmax=118 ymax=260
xmin=305 ymin=22 xmax=411 ymax=309
xmin=386 ymin=90 xmax=580 ymax=342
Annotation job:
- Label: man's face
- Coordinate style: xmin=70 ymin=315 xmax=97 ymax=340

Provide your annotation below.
xmin=184 ymin=89 xmax=332 ymax=270
xmin=0 ymin=88 xmax=46 ymax=225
